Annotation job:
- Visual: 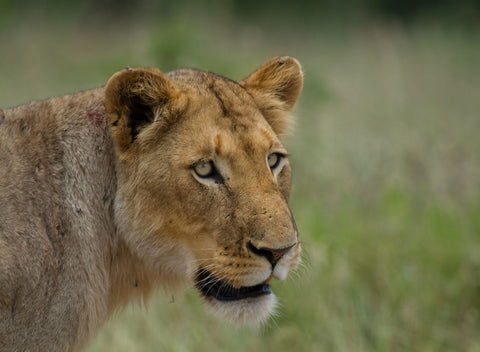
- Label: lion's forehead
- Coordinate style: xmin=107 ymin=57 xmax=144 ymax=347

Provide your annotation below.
xmin=169 ymin=69 xmax=255 ymax=114
xmin=169 ymin=71 xmax=280 ymax=161
xmin=175 ymin=113 xmax=278 ymax=167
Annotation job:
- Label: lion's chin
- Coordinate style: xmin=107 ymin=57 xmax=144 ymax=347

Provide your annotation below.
xmin=203 ymin=294 xmax=278 ymax=326
xmin=195 ymin=268 xmax=278 ymax=326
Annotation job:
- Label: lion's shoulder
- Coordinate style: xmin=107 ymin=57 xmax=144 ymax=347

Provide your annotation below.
xmin=0 ymin=87 xmax=116 ymax=351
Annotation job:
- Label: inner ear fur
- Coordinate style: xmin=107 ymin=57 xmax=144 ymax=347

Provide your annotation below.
xmin=104 ymin=68 xmax=180 ymax=151
xmin=241 ymin=56 xmax=303 ymax=135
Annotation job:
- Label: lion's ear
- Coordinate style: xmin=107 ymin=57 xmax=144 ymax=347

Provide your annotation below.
xmin=104 ymin=68 xmax=180 ymax=151
xmin=241 ymin=57 xmax=303 ymax=135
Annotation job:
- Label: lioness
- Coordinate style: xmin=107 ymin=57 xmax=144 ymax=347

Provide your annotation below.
xmin=0 ymin=57 xmax=303 ymax=351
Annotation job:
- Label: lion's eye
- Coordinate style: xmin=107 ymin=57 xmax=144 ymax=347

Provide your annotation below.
xmin=193 ymin=161 xmax=214 ymax=178
xmin=267 ymin=153 xmax=282 ymax=169
xmin=192 ymin=161 xmax=224 ymax=185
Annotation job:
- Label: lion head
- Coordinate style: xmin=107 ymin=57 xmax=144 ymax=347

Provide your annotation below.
xmin=104 ymin=57 xmax=303 ymax=325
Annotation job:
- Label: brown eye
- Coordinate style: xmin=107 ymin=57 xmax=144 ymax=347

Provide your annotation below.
xmin=194 ymin=161 xmax=214 ymax=178
xmin=267 ymin=153 xmax=281 ymax=169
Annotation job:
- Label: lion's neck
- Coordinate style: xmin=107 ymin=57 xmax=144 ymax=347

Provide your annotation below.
xmin=107 ymin=238 xmax=157 ymax=314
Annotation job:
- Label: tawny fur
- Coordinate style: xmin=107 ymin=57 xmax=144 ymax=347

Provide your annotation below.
xmin=0 ymin=57 xmax=303 ymax=351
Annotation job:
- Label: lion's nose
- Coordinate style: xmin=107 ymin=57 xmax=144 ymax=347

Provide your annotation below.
xmin=247 ymin=241 xmax=295 ymax=268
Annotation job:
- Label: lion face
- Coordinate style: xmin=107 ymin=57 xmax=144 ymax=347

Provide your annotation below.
xmin=104 ymin=57 xmax=303 ymax=325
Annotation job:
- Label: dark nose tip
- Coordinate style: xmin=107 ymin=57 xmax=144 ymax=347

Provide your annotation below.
xmin=247 ymin=241 xmax=295 ymax=268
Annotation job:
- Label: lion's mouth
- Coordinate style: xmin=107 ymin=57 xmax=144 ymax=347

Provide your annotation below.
xmin=195 ymin=269 xmax=271 ymax=301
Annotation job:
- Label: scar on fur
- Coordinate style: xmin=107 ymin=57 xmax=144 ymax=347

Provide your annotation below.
xmin=87 ymin=110 xmax=107 ymax=132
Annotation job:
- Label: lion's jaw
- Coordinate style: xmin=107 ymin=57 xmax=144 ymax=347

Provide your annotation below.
xmin=194 ymin=242 xmax=302 ymax=326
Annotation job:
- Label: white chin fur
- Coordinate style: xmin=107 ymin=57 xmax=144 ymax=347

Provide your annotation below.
xmin=204 ymin=294 xmax=278 ymax=327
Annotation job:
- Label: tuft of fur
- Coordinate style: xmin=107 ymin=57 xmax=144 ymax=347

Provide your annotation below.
xmin=0 ymin=57 xmax=303 ymax=351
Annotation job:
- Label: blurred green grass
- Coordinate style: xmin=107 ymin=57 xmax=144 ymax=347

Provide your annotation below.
xmin=1 ymin=15 xmax=479 ymax=352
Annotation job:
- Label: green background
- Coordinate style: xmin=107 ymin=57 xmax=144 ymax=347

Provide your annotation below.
xmin=1 ymin=1 xmax=479 ymax=351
